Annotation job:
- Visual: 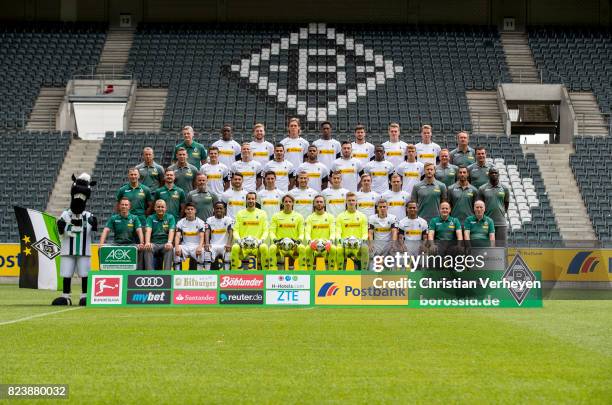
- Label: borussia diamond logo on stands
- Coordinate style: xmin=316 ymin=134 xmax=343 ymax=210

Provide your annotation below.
xmin=503 ymin=254 xmax=535 ymax=306
xmin=227 ymin=22 xmax=403 ymax=122
xmin=32 ymin=237 xmax=61 ymax=260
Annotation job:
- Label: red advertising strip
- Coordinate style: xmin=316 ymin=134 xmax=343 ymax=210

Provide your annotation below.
xmin=173 ymin=290 xmax=218 ymax=305
xmin=218 ymin=274 xmax=264 ymax=289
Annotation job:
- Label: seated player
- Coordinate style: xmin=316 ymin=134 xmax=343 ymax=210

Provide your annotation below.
xmin=335 ymin=192 xmax=369 ymax=270
xmin=231 ymin=192 xmax=269 ymax=270
xmin=305 ymin=195 xmax=337 ymax=270
xmin=173 ymin=203 xmax=206 ymax=270
xmin=368 ymin=199 xmax=398 ymax=269
xmin=99 ymin=197 xmax=144 ymax=269
xmin=143 ymin=199 xmax=176 ymax=270
xmin=204 ymin=201 xmax=234 ymax=270
xmin=269 ymin=195 xmax=306 ymax=270
xmin=397 ymin=201 xmax=429 ymax=269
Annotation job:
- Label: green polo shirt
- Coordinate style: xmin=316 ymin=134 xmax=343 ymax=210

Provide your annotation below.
xmin=464 ymin=214 xmax=495 ymax=241
xmin=449 ymin=147 xmax=475 ymax=168
xmin=435 ymin=163 xmax=458 ymax=187
xmin=467 ymin=162 xmax=493 ymax=189
xmin=175 ymin=141 xmax=208 ymax=168
xmin=186 ymin=189 xmax=218 ymax=221
xmin=115 ymin=183 xmax=152 ymax=226
xmin=146 ymin=213 xmax=176 ymax=244
xmin=167 ymin=163 xmax=199 ymax=193
xmin=411 ymin=179 xmax=448 ymax=222
xmin=153 ymin=185 xmax=186 ymax=221
xmin=429 ymin=215 xmax=462 ymax=241
xmin=135 ymin=162 xmax=165 ymax=192
xmin=478 ymin=183 xmax=510 ymax=226
xmin=105 ymin=213 xmax=141 ymax=245
xmin=448 ymin=182 xmax=479 ymax=224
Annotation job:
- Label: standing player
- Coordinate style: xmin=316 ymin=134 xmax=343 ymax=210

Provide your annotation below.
xmin=212 ymin=125 xmax=241 ymax=168
xmin=382 ymin=122 xmax=408 ymax=167
xmin=477 ymin=168 xmax=509 ymax=242
xmin=321 ymin=171 xmax=349 ymax=217
xmin=115 ymin=167 xmax=153 ymax=229
xmin=313 ymin=121 xmax=341 ymax=172
xmin=152 ymin=171 xmax=186 ymax=222
xmin=143 ymin=199 xmax=175 ymax=270
xmin=448 ymin=167 xmax=478 ymax=225
xmin=280 ymin=117 xmax=310 ymax=169
xmin=264 ymin=144 xmax=295 ymax=192
xmin=231 ymin=192 xmax=270 ymax=270
xmin=204 ymin=201 xmax=234 ymax=270
xmin=450 ymin=131 xmax=475 ymax=168
xmin=464 ymin=200 xmax=495 ymax=247
xmin=331 ymin=142 xmax=363 ymax=193
xmin=221 ymin=173 xmax=248 ymax=219
xmin=167 ymin=148 xmax=198 ymax=193
xmin=173 ymin=202 xmax=205 ymax=270
xmin=269 ymin=195 xmax=306 ymax=270
xmin=396 ymin=144 xmax=425 ymax=197
xmin=411 ymin=163 xmax=448 ymax=223
xmin=351 ymin=124 xmax=375 ymax=167
xmin=230 ymin=143 xmax=262 ymax=193
xmin=415 ymin=124 xmax=441 ymax=165
xmin=335 ymin=192 xmax=369 ymax=271
xmin=305 ymin=195 xmax=337 ymax=270
xmin=249 ymin=123 xmax=274 ymax=167
xmin=381 ymin=173 xmax=410 ymax=222
xmin=356 ymin=174 xmax=380 ymax=218
xmin=397 ymin=201 xmax=429 ymax=261
xmin=368 ymin=199 xmax=398 ymax=266
xmin=199 ymin=146 xmax=230 ymax=197
xmin=136 ymin=147 xmax=164 ymax=192
xmin=467 ymin=147 xmax=493 ymax=189
xmin=435 ymin=149 xmax=458 ymax=187
xmin=186 ymin=173 xmax=218 ymax=222
xmin=288 ymin=171 xmax=318 ymax=219
xmin=257 ymin=171 xmax=283 ymax=223
xmin=297 ymin=145 xmax=329 ymax=192
xmin=174 ymin=126 xmax=208 ymax=168
xmin=363 ymin=145 xmax=395 ymax=195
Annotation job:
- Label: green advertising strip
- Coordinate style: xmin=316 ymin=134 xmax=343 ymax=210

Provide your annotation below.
xmin=98 ymin=246 xmax=138 ymax=270
xmin=87 ymin=270 xmax=542 ymax=308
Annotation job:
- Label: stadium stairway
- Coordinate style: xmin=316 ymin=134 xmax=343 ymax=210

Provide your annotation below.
xmin=500 ymin=32 xmax=540 ymax=83
xmin=96 ymin=27 xmax=135 ymax=76
xmin=127 ymin=89 xmax=168 ymax=132
xmin=522 ymin=144 xmax=596 ymax=242
xmin=569 ymin=92 xmax=610 ymax=137
xmin=25 ymin=88 xmax=64 ymax=131
xmin=46 ymin=139 xmax=103 ymax=218
xmin=466 ymin=91 xmax=505 ymax=134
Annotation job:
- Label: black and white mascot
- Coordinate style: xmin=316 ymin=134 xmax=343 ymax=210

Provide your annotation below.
xmin=52 ymin=173 xmax=97 ymax=306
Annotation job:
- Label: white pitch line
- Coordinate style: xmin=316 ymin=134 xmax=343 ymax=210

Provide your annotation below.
xmin=0 ymin=307 xmax=81 ymax=326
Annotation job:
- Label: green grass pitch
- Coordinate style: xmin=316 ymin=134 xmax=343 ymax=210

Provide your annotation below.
xmin=0 ymin=285 xmax=611 ymax=404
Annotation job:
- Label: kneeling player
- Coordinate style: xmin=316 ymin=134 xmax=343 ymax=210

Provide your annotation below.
xmin=204 ymin=201 xmax=234 ymax=270
xmin=269 ymin=195 xmax=306 ymax=270
xmin=231 ymin=192 xmax=269 ymax=269
xmin=174 ymin=203 xmax=205 ymax=270
xmin=336 ymin=192 xmax=369 ymax=270
xmin=305 ymin=195 xmax=336 ymax=270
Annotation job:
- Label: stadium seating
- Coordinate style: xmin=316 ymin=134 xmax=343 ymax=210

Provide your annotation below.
xmin=126 ymin=23 xmax=510 ymax=133
xmin=528 ymin=27 xmax=612 ymax=114
xmin=0 ymin=130 xmax=71 ymax=242
xmin=0 ymin=22 xmax=106 ymax=129
xmin=570 ymin=136 xmax=612 ymax=242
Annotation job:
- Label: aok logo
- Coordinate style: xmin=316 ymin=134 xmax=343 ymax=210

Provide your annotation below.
xmin=105 ymin=249 xmax=132 ymax=261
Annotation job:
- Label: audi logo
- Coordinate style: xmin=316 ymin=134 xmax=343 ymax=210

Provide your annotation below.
xmin=134 ymin=277 xmax=165 ymax=287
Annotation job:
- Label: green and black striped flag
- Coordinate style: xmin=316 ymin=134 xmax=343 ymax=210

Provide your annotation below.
xmin=14 ymin=206 xmax=61 ymax=290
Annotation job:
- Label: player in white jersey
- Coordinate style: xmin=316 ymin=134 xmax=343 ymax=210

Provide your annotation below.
xmin=368 ymin=199 xmax=398 ymax=266
xmin=356 ymin=174 xmax=380 ymax=218
xmin=288 ymin=171 xmax=318 ymax=219
xmin=264 ymin=144 xmax=295 ymax=192
xmin=397 ymin=201 xmax=429 ymax=263
xmin=174 ymin=203 xmax=206 ymax=270
xmin=321 ymin=171 xmax=349 ymax=217
xmin=257 ymin=171 xmax=283 ymax=224
xmin=312 ymin=121 xmax=341 ymax=171
xmin=414 ymin=124 xmax=441 ymax=165
xmin=396 ymin=144 xmax=424 ymax=196
xmin=382 ymin=122 xmax=408 ymax=167
xmin=230 ymin=143 xmax=262 ymax=192
xmin=204 ymin=201 xmax=233 ymax=270
xmin=351 ymin=124 xmax=375 ymax=167
xmin=280 ymin=117 xmax=309 ymax=169
xmin=331 ymin=141 xmax=363 ymax=192
xmin=363 ymin=145 xmax=395 ymax=194
xmin=199 ymin=146 xmax=230 ymax=196
xmin=221 ymin=173 xmax=248 ymax=218
xmin=211 ymin=125 xmax=241 ymax=168
xmin=297 ymin=145 xmax=329 ymax=192
xmin=249 ymin=123 xmax=274 ymax=167
xmin=381 ymin=173 xmax=410 ymax=222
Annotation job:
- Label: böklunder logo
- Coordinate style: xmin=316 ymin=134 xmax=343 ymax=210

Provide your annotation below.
xmin=219 ymin=275 xmax=264 ymax=289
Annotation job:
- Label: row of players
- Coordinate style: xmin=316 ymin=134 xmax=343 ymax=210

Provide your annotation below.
xmin=99 ymin=189 xmax=497 ymax=271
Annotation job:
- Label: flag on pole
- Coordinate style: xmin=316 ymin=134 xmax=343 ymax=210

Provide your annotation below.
xmin=14 ymin=206 xmax=61 ymax=290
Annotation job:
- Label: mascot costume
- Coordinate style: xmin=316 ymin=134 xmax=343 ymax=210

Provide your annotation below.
xmin=52 ymin=173 xmax=97 ymax=306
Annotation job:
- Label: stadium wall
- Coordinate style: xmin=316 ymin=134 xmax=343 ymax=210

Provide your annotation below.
xmin=1 ymin=0 xmax=610 ymax=27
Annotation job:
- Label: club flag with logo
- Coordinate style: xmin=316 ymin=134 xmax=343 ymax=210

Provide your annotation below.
xmin=14 ymin=206 xmax=61 ymax=290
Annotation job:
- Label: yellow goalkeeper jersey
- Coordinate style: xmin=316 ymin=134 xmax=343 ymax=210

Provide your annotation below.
xmin=335 ymin=210 xmax=368 ymax=240
xmin=233 ymin=208 xmax=268 ymax=240
xmin=305 ymin=212 xmax=336 ymax=240
xmin=270 ymin=211 xmax=304 ymax=241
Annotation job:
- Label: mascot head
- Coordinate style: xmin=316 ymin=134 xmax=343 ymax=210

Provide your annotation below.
xmin=70 ymin=173 xmax=96 ymax=214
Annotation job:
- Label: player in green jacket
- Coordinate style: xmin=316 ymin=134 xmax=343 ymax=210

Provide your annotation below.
xmin=335 ymin=192 xmax=369 ymax=270
xmin=230 ymin=192 xmax=269 ymax=270
xmin=269 ymin=194 xmax=306 ymax=270
xmin=305 ymin=195 xmax=337 ymax=270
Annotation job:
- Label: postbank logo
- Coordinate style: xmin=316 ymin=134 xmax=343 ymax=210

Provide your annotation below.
xmin=314 ymin=275 xmax=408 ymax=305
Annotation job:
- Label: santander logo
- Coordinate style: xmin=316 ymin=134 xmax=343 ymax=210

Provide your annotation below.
xmin=173 ymin=290 xmax=217 ymax=305
xmin=219 ymin=275 xmax=264 ymax=289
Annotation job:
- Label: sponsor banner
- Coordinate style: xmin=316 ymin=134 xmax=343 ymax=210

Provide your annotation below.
xmin=219 ymin=290 xmax=264 ymax=304
xmin=127 ymin=275 xmax=171 ymax=289
xmin=90 ymin=275 xmax=123 ymax=305
xmin=173 ymin=274 xmax=217 ymax=290
xmin=99 ymin=246 xmax=137 ymax=270
xmin=472 ymin=247 xmax=506 ymax=271
xmin=173 ymin=290 xmax=217 ymax=305
xmin=0 ymin=244 xmax=21 ymax=277
xmin=219 ymin=274 xmax=264 ymax=289
xmin=266 ymin=289 xmax=310 ymax=305
xmin=265 ymin=274 xmax=310 ymax=290
xmin=127 ymin=290 xmax=171 ymax=305
xmin=314 ymin=275 xmax=409 ymax=306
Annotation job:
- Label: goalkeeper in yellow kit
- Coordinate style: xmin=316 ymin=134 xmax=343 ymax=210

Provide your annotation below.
xmin=231 ymin=192 xmax=270 ymax=269
xmin=305 ymin=195 xmax=337 ymax=270
xmin=335 ymin=192 xmax=369 ymax=270
xmin=269 ymin=195 xmax=306 ymax=270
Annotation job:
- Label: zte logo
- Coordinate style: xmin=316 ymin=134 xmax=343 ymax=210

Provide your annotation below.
xmin=105 ymin=249 xmax=131 ymax=260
